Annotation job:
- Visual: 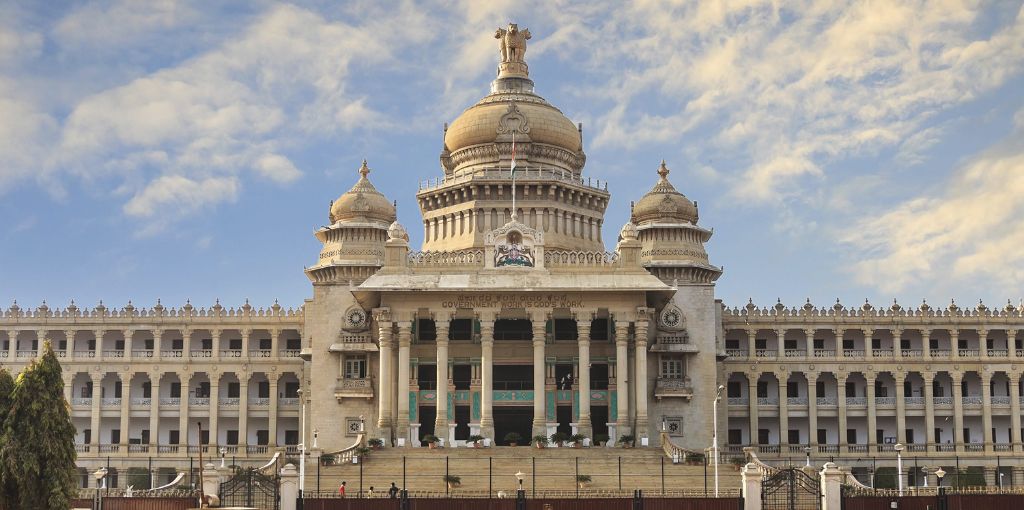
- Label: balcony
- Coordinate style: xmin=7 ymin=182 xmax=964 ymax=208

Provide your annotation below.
xmin=874 ymin=397 xmax=896 ymax=406
xmin=161 ymin=349 xmax=183 ymax=358
xmin=904 ymin=397 xmax=925 ymax=406
xmin=98 ymin=444 xmax=120 ymax=453
xmin=933 ymin=397 xmax=953 ymax=406
xmin=132 ymin=350 xmax=154 ymax=358
xmin=71 ymin=397 xmax=92 ymax=407
xmin=130 ymin=398 xmax=151 ymax=406
xmin=958 ymin=349 xmax=980 ymax=357
xmin=816 ymin=396 xmax=837 ymax=407
xmin=158 ymin=445 xmax=180 ymax=454
xmin=871 ymin=349 xmax=893 ymax=358
xmin=652 ymin=335 xmax=697 ymax=353
xmin=0 ymin=351 xmax=6 ymax=358
xmin=189 ymin=397 xmax=210 ymax=407
xmin=991 ymin=396 xmax=1011 ymax=405
xmin=654 ymin=377 xmax=694 ymax=399
xmin=935 ymin=444 xmax=955 ymax=452
xmin=787 ymin=397 xmax=808 ymax=406
xmin=220 ymin=349 xmax=243 ymax=358
xmin=247 ymin=445 xmax=270 ymax=454
xmin=725 ymin=349 xmax=745 ymax=358
xmin=901 ymin=349 xmax=922 ymax=357
xmin=279 ymin=397 xmax=299 ymax=406
xmin=54 ymin=350 xmax=67 ymax=358
xmin=818 ymin=445 xmax=838 ymax=453
xmin=907 ymin=444 xmax=927 ymax=452
xmin=251 ymin=397 xmax=270 ymax=407
xmin=995 ymin=443 xmax=1012 ymax=452
xmin=75 ymin=444 xmax=90 ymax=453
xmin=160 ymin=397 xmax=181 ymax=406
xmin=128 ymin=444 xmax=149 ymax=453
xmin=103 ymin=350 xmax=124 ymax=358
xmin=101 ymin=398 xmax=121 ymax=407
xmin=962 ymin=396 xmax=982 ymax=407
xmin=843 ymin=349 xmax=861 ymax=358
xmin=848 ymin=445 xmax=868 ymax=453
xmin=757 ymin=397 xmax=779 ymax=406
xmin=989 ymin=349 xmax=1008 ymax=357
xmin=931 ymin=349 xmax=951 ymax=357
xmin=814 ymin=349 xmax=836 ymax=358
xmin=964 ymin=443 xmax=983 ymax=452
xmin=846 ymin=397 xmax=866 ymax=406
xmin=280 ymin=349 xmax=302 ymax=358
xmin=252 ymin=349 xmax=272 ymax=358
xmin=728 ymin=397 xmax=749 ymax=406
xmin=16 ymin=350 xmax=36 ymax=358
xmin=219 ymin=397 xmax=240 ymax=407
xmin=190 ymin=349 xmax=213 ymax=358
xmin=74 ymin=350 xmax=96 ymax=358
xmin=784 ymin=349 xmax=804 ymax=358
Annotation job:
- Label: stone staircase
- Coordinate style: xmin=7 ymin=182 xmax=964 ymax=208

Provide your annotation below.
xmin=308 ymin=446 xmax=742 ymax=497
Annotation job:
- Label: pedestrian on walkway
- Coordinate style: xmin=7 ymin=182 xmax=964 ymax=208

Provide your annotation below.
xmin=338 ymin=481 xmax=346 ymax=497
xmin=389 ymin=482 xmax=399 ymax=498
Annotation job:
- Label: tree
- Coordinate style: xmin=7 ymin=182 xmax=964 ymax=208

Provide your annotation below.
xmin=0 ymin=369 xmax=15 ymax=510
xmin=0 ymin=341 xmax=77 ymax=509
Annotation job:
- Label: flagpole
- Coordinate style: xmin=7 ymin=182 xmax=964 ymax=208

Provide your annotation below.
xmin=511 ymin=130 xmax=517 ymax=220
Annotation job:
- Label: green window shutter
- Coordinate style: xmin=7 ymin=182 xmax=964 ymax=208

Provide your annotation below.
xmin=474 ymin=319 xmax=481 ymax=334
xmin=545 ymin=319 xmax=553 ymax=334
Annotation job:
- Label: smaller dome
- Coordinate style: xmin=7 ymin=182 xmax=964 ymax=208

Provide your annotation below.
xmin=329 ymin=160 xmax=396 ymax=225
xmin=387 ymin=220 xmax=409 ymax=242
xmin=631 ymin=161 xmax=698 ymax=225
xmin=619 ymin=221 xmax=638 ymax=241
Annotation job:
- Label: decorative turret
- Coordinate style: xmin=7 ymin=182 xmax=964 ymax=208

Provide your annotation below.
xmin=631 ymin=161 xmax=721 ymax=284
xmin=306 ymin=160 xmax=396 ymax=284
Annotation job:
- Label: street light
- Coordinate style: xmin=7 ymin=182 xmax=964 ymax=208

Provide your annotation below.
xmin=93 ymin=468 xmax=108 ymax=510
xmin=936 ymin=467 xmax=946 ymax=510
xmin=713 ymin=384 xmax=724 ymax=497
xmin=999 ymin=472 xmax=1004 ymax=492
xmin=894 ymin=443 xmax=905 ymax=496
xmin=935 ymin=467 xmax=945 ymax=487
xmin=313 ymin=428 xmax=319 ymax=449
xmin=515 ymin=470 xmax=526 ymax=510
xmin=219 ymin=447 xmax=227 ymax=469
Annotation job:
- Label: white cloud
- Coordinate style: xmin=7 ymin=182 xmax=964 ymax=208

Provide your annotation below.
xmin=53 ymin=0 xmax=197 ymax=48
xmin=841 ymin=141 xmax=1024 ymax=295
xmin=254 ymin=154 xmax=301 ymax=184
xmin=123 ymin=175 xmax=238 ymax=218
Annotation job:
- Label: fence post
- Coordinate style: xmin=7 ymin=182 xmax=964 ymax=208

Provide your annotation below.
xmin=279 ymin=463 xmax=299 ymax=510
xmin=820 ymin=462 xmax=844 ymax=510
xmin=201 ymin=462 xmax=221 ymax=504
xmin=741 ymin=463 xmax=762 ymax=510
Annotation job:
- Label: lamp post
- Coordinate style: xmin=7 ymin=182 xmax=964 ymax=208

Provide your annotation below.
xmin=219 ymin=447 xmax=227 ymax=469
xmin=713 ymin=384 xmax=724 ymax=497
xmin=297 ymin=387 xmax=306 ymax=495
xmin=936 ymin=467 xmax=946 ymax=510
xmin=313 ymin=428 xmax=319 ymax=449
xmin=999 ymin=472 xmax=1004 ymax=492
xmin=894 ymin=442 xmax=905 ymax=496
xmin=515 ymin=470 xmax=525 ymax=510
xmin=805 ymin=446 xmax=811 ymax=468
xmin=922 ymin=467 xmax=929 ymax=488
xmin=93 ymin=468 xmax=108 ymax=510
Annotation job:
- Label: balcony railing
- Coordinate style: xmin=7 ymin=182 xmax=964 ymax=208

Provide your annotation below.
xmin=814 ymin=349 xmax=835 ymax=358
xmin=251 ymin=397 xmax=270 ymax=407
xmin=252 ymin=349 xmax=272 ymax=358
xmin=75 ymin=444 xmax=90 ymax=453
xmin=989 ymin=349 xmax=1008 ymax=357
xmin=279 ymin=397 xmax=299 ymax=406
xmin=843 ymin=349 xmax=861 ymax=358
xmin=160 ymin=397 xmax=181 ymax=406
xmin=728 ymin=397 xmax=748 ymax=406
xmin=994 ymin=443 xmax=1012 ymax=452
xmin=757 ymin=397 xmax=779 ymax=406
xmin=128 ymin=444 xmax=149 ymax=453
xmin=247 ymin=445 xmax=270 ymax=454
xmin=871 ymin=349 xmax=893 ymax=358
xmin=818 ymin=445 xmax=838 ymax=453
xmin=904 ymin=397 xmax=925 ymax=406
xmin=158 ymin=445 xmax=180 ymax=454
xmin=189 ymin=397 xmax=210 ymax=406
xmin=962 ymin=396 xmax=982 ymax=406
xmin=190 ymin=349 xmax=213 ymax=358
xmin=161 ymin=349 xmax=183 ymax=358
xmin=874 ymin=397 xmax=896 ymax=406
xmin=103 ymin=350 xmax=124 ymax=358
xmin=16 ymin=350 xmax=36 ymax=358
xmin=816 ymin=397 xmax=837 ymax=407
xmin=280 ymin=349 xmax=302 ymax=358
xmin=935 ymin=444 xmax=955 ymax=452
xmin=219 ymin=398 xmax=240 ymax=407
xmin=71 ymin=397 xmax=92 ymax=407
xmin=0 ymin=351 xmax=6 ymax=358
xmin=785 ymin=349 xmax=803 ymax=358
xmin=98 ymin=444 xmax=120 ymax=453
xmin=848 ymin=445 xmax=868 ymax=453
xmin=901 ymin=349 xmax=922 ymax=357
xmin=74 ymin=350 xmax=97 ymax=358
xmin=959 ymin=349 xmax=980 ymax=357
xmin=220 ymin=349 xmax=243 ymax=358
xmin=725 ymin=349 xmax=745 ymax=358
xmin=132 ymin=350 xmax=154 ymax=358
xmin=787 ymin=397 xmax=808 ymax=406
xmin=54 ymin=350 xmax=67 ymax=358
xmin=964 ymin=443 xmax=983 ymax=452
xmin=931 ymin=349 xmax=951 ymax=357
xmin=846 ymin=397 xmax=866 ymax=406
xmin=933 ymin=396 xmax=953 ymax=405
xmin=907 ymin=444 xmax=927 ymax=452
xmin=991 ymin=396 xmax=1011 ymax=405
xmin=130 ymin=398 xmax=151 ymax=406
xmin=101 ymin=398 xmax=121 ymax=407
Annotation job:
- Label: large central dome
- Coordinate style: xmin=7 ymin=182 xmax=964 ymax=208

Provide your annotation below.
xmin=440 ymin=24 xmax=585 ymax=177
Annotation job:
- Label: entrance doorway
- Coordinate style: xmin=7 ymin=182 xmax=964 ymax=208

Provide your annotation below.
xmin=454 ymin=406 xmax=470 ymax=440
xmin=556 ymin=405 xmax=572 ymax=436
xmin=419 ymin=406 xmax=436 ymax=444
xmin=555 ymin=363 xmax=574 ymax=390
xmin=494 ymin=407 xmax=532 ymax=445
xmin=592 ymin=406 xmax=609 ymax=439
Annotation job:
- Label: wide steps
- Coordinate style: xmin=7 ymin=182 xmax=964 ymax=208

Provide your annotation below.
xmin=309 ymin=447 xmax=742 ymax=496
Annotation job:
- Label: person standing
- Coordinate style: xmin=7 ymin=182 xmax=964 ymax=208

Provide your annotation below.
xmin=338 ymin=480 xmax=346 ymax=497
xmin=389 ymin=482 xmax=399 ymax=498
xmin=367 ymin=486 xmax=375 ymax=498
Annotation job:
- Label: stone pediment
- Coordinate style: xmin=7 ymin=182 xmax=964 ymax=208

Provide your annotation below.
xmin=484 ymin=218 xmax=545 ymax=269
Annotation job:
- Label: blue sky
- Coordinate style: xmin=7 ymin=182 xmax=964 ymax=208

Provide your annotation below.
xmin=1 ymin=1 xmax=1023 ymax=313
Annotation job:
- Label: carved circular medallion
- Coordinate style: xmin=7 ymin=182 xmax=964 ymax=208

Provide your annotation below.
xmin=346 ymin=308 xmax=368 ymax=329
xmin=661 ymin=308 xmax=681 ymax=328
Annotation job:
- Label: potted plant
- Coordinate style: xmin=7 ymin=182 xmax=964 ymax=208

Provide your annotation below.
xmin=443 ymin=474 xmax=462 ymax=490
xmin=355 ymin=446 xmax=371 ymax=459
xmin=617 ymin=434 xmax=635 ymax=448
xmin=550 ymin=431 xmax=569 ymax=447
xmin=368 ymin=438 xmax=384 ymax=450
xmin=423 ymin=434 xmax=439 ymax=449
xmin=468 ymin=434 xmax=485 ymax=448
xmin=685 ymin=452 xmax=705 ymax=465
xmin=320 ymin=453 xmax=336 ymax=466
xmin=594 ymin=434 xmax=609 ymax=447
xmin=576 ymin=474 xmax=592 ymax=489
xmin=533 ymin=435 xmax=549 ymax=448
xmin=569 ymin=433 xmax=586 ymax=447
xmin=504 ymin=432 xmax=523 ymax=446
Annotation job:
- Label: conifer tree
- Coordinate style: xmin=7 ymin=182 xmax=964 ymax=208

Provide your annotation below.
xmin=0 ymin=341 xmax=77 ymax=509
xmin=0 ymin=368 xmax=15 ymax=510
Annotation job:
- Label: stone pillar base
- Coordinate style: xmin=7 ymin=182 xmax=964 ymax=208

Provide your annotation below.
xmin=570 ymin=423 xmax=579 ymax=435
xmin=448 ymin=424 xmax=458 ymax=446
xmin=470 ymin=423 xmax=481 ymax=437
xmin=408 ymin=423 xmax=420 ymax=447
xmin=545 ymin=423 xmax=558 ymax=438
xmin=607 ymin=423 xmax=618 ymax=446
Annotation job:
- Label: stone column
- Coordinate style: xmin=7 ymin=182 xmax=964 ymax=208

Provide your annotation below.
xmin=152 ymin=329 xmax=162 ymax=361
xmin=119 ymin=373 xmax=130 ymax=447
xmin=211 ymin=329 xmax=221 ymax=361
xmin=895 ymin=373 xmax=906 ymax=445
xmin=179 ymin=373 xmax=191 ymax=448
xmin=1009 ymin=329 xmax=1018 ymax=358
xmin=90 ymin=373 xmax=101 ymax=447
xmin=1010 ymin=373 xmax=1022 ymax=452
xmin=922 ymin=328 xmax=931 ymax=359
xmin=924 ymin=373 xmax=935 ymax=448
xmin=279 ymin=464 xmax=299 ymax=510
xmin=980 ymin=329 xmax=989 ymax=358
xmin=747 ymin=329 xmax=757 ymax=358
xmin=779 ymin=373 xmax=790 ymax=448
xmin=805 ymin=328 xmax=815 ymax=358
xmin=239 ymin=378 xmax=249 ymax=451
xmin=6 ymin=329 xmax=15 ymax=360
xmin=776 ymin=329 xmax=786 ymax=359
xmin=837 ymin=374 xmax=848 ymax=452
xmin=894 ymin=328 xmax=903 ymax=359
xmin=480 ymin=318 xmax=495 ymax=439
xmin=866 ymin=374 xmax=876 ymax=451
xmin=124 ymin=329 xmax=133 ymax=360
xmin=615 ymin=320 xmax=630 ymax=435
xmin=748 ymin=375 xmax=759 ymax=445
xmin=271 ymin=329 xmax=281 ymax=361
xmin=376 ymin=317 xmax=393 ymax=437
xmin=435 ymin=319 xmax=450 ymax=437
xmin=268 ymin=378 xmax=279 ymax=447
xmin=982 ymin=371 xmax=993 ymax=453
xmin=396 ymin=321 xmax=412 ymax=443
xmin=209 ymin=376 xmax=220 ymax=447
xmin=241 ymin=329 xmax=251 ymax=359
xmin=820 ymin=463 xmax=845 ymax=510
xmin=808 ymin=373 xmax=819 ymax=448
xmin=64 ymin=329 xmax=75 ymax=359
xmin=94 ymin=329 xmax=104 ymax=359
xmin=634 ymin=315 xmax=650 ymax=434
xmin=863 ymin=328 xmax=873 ymax=359
xmin=149 ymin=378 xmax=160 ymax=449
xmin=952 ymin=372 xmax=964 ymax=451
xmin=951 ymin=330 xmax=960 ymax=358
xmin=576 ymin=318 xmax=593 ymax=430
xmin=534 ymin=314 xmax=552 ymax=437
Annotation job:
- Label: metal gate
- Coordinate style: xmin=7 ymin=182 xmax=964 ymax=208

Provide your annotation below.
xmin=762 ymin=468 xmax=821 ymax=510
xmin=219 ymin=468 xmax=280 ymax=509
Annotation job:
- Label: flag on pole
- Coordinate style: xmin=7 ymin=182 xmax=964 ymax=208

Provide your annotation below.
xmin=510 ymin=131 xmax=517 ymax=176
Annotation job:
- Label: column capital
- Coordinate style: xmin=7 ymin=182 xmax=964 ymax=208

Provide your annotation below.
xmin=240 ymin=328 xmax=252 ymax=338
xmin=833 ymin=327 xmax=844 ymax=337
xmin=949 ymin=328 xmax=959 ymax=338
xmin=747 ymin=328 xmax=759 ymax=338
xmin=775 ymin=328 xmax=787 ymax=337
xmin=804 ymin=328 xmax=816 ymax=337
xmin=94 ymin=328 xmax=106 ymax=337
xmin=372 ymin=306 xmax=391 ymax=323
xmin=861 ymin=327 xmax=873 ymax=337
xmin=1008 ymin=328 xmax=1018 ymax=337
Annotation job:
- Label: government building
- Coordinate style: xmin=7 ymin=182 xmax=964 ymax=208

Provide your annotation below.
xmin=1 ymin=25 xmax=1021 ymax=489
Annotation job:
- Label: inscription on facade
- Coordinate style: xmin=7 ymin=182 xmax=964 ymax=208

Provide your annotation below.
xmin=440 ymin=293 xmax=584 ymax=309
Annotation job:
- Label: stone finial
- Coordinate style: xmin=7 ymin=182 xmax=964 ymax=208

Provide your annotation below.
xmin=619 ymin=221 xmax=638 ymax=241
xmin=657 ymin=160 xmax=670 ymax=179
xmin=387 ymin=220 xmax=409 ymax=242
xmin=358 ymin=159 xmax=370 ymax=178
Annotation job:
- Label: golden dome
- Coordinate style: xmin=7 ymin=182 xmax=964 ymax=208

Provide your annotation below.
xmin=444 ymin=93 xmax=581 ymax=155
xmin=631 ymin=161 xmax=698 ymax=225
xmin=329 ymin=160 xmax=396 ymax=225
